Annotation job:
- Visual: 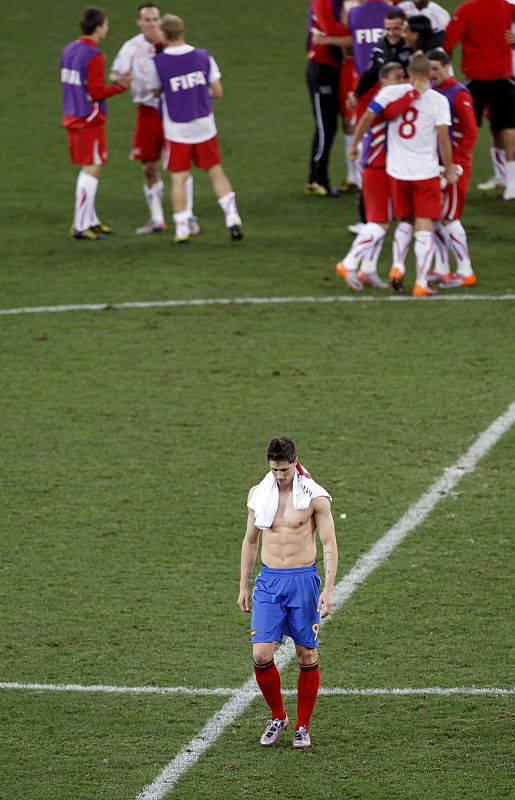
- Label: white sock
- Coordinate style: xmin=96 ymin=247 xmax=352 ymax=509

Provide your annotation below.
xmin=74 ymin=171 xmax=98 ymax=232
xmin=173 ymin=209 xmax=190 ymax=239
xmin=414 ymin=231 xmax=434 ymax=288
xmin=493 ymin=147 xmax=508 ymax=185
xmin=144 ymin=180 xmax=164 ymax=225
xmin=217 ymin=191 xmax=241 ymax=227
xmin=185 ymin=175 xmax=194 ymax=217
xmin=433 ymin=221 xmax=450 ymax=275
xmin=505 ymin=160 xmax=515 ymax=193
xmin=391 ymin=221 xmax=413 ymax=274
xmin=343 ymin=222 xmax=385 ymax=270
xmin=446 ymin=220 xmax=472 ymax=275
xmin=358 ymin=229 xmax=386 ymax=274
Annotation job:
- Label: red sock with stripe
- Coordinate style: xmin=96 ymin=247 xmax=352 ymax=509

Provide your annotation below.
xmin=254 ymin=659 xmax=285 ymax=720
xmin=296 ymin=661 xmax=320 ymax=730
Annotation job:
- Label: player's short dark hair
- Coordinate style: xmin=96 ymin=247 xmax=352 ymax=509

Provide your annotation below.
xmin=385 ymin=9 xmax=406 ymax=22
xmin=380 ymin=61 xmax=403 ymax=80
xmin=406 ymin=14 xmax=432 ymax=45
xmin=80 ymin=6 xmax=107 ymax=35
xmin=427 ymin=48 xmax=450 ymax=66
xmin=137 ymin=2 xmax=160 ymax=15
xmin=266 ymin=437 xmax=297 ymax=464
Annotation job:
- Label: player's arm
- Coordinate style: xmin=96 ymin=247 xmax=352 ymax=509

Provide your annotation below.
xmin=209 ymin=79 xmax=223 ymax=99
xmin=313 ymin=496 xmax=338 ymax=619
xmin=454 ymin=90 xmax=478 ymax=155
xmin=443 ymin=8 xmax=466 ymax=55
xmin=311 ymin=32 xmax=353 ymax=47
xmin=208 ymin=57 xmax=223 ymax=99
xmin=87 ymin=52 xmax=130 ymax=99
xmin=437 ymin=124 xmax=457 ymax=185
xmin=237 ymin=488 xmax=261 ymax=612
xmin=312 ymin=0 xmax=349 ymax=37
xmin=348 ymin=108 xmax=376 ymax=159
xmin=379 ymin=88 xmax=420 ymax=120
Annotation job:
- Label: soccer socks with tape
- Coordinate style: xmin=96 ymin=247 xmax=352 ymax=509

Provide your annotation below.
xmin=74 ymin=171 xmax=99 ymax=232
xmin=446 ymin=220 xmax=473 ymax=276
xmin=491 ymin=147 xmax=507 ymax=185
xmin=391 ymin=221 xmax=413 ymax=274
xmin=344 ymin=222 xmax=385 ymax=270
xmin=144 ymin=179 xmax=164 ymax=226
xmin=360 ymin=229 xmax=386 ymax=274
xmin=254 ymin=659 xmax=285 ymax=720
xmin=173 ymin=209 xmax=190 ymax=240
xmin=217 ymin=191 xmax=242 ymax=228
xmin=185 ymin=175 xmax=194 ymax=218
xmin=414 ymin=231 xmax=434 ymax=288
xmin=296 ymin=661 xmax=320 ymax=731
xmin=433 ymin=221 xmax=450 ymax=275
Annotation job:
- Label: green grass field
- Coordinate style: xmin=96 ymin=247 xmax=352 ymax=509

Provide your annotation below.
xmin=1 ymin=1 xmax=514 ymax=798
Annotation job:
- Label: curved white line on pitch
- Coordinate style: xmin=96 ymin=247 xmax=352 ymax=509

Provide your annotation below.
xmin=135 ymin=400 xmax=515 ymax=800
xmin=0 ymin=293 xmax=513 ymax=317
xmin=0 ymin=681 xmax=512 ymax=697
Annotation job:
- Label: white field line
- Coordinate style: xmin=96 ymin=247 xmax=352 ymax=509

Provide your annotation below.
xmin=1 ymin=681 xmax=513 ymax=698
xmin=0 ymin=293 xmax=514 ymax=317
xmin=135 ymin=399 xmax=515 ymax=800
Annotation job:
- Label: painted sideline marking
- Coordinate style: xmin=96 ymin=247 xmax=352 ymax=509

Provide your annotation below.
xmin=0 ymin=293 xmax=513 ymax=317
xmin=135 ymin=399 xmax=515 ymax=800
xmin=1 ymin=681 xmax=512 ymax=698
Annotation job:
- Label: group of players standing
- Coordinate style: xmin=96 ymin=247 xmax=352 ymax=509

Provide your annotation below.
xmin=306 ymin=0 xmax=515 ymax=296
xmin=60 ymin=4 xmax=243 ymax=244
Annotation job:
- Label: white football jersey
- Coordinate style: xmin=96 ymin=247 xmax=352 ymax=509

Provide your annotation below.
xmin=111 ymin=33 xmax=160 ymax=108
xmin=398 ymin=1 xmax=450 ymax=33
xmin=371 ymin=83 xmax=451 ymax=180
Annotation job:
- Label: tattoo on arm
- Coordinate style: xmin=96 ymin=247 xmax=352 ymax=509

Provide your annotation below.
xmin=323 ymin=549 xmax=333 ymax=579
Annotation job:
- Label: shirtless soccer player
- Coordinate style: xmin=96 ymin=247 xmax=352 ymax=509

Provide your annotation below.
xmin=237 ymin=436 xmax=338 ymax=748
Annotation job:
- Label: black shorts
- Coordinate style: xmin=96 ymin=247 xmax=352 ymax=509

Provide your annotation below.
xmin=465 ymin=77 xmax=515 ymax=132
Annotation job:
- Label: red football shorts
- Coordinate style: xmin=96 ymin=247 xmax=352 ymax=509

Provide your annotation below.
xmin=388 ymin=175 xmax=441 ymax=220
xmin=441 ymin=162 xmax=471 ymax=221
xmin=362 ymin=166 xmax=392 ymax=223
xmin=67 ymin=125 xmax=107 ymax=165
xmin=130 ymin=104 xmax=163 ymax=162
xmin=162 ymin=135 xmax=221 ymax=172
xmin=338 ymin=58 xmax=358 ymax=120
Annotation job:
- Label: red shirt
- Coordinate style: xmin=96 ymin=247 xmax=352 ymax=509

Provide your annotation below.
xmin=438 ymin=78 xmax=478 ymax=165
xmin=63 ymin=37 xmax=126 ymax=129
xmin=307 ymin=0 xmax=349 ymax=68
xmin=444 ymin=0 xmax=515 ymax=80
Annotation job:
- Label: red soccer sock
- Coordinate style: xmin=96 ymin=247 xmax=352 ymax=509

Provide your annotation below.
xmin=254 ymin=659 xmax=285 ymax=720
xmin=296 ymin=661 xmax=320 ymax=731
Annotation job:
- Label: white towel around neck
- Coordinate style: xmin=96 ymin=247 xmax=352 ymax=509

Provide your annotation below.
xmin=248 ymin=463 xmax=331 ymax=530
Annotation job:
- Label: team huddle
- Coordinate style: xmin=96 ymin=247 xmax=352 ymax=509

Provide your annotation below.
xmin=60 ymin=5 xmax=243 ymax=244
xmin=306 ymin=0 xmax=515 ymax=295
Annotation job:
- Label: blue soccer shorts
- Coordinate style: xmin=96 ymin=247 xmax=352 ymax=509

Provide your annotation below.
xmin=250 ymin=564 xmax=321 ymax=649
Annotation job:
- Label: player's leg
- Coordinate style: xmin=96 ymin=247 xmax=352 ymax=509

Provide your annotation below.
xmin=305 ymin=61 xmax=340 ymax=195
xmin=133 ymin=105 xmax=167 ymax=233
xmin=489 ymin=79 xmax=515 ymax=201
xmin=292 ymin=644 xmax=319 ymax=748
xmin=140 ymin=159 xmax=166 ymax=233
xmin=431 ymin=219 xmax=451 ymax=282
xmin=170 ymin=170 xmax=191 ymax=243
xmin=411 ymin=177 xmax=441 ymax=296
xmin=69 ymin=126 xmax=108 ymax=240
xmin=253 ymin=642 xmax=289 ymax=745
xmin=284 ymin=566 xmax=321 ymax=747
xmin=203 ymin=138 xmax=243 ymax=240
xmin=251 ymin=571 xmax=288 ymax=744
xmin=357 ymin=168 xmax=389 ymax=288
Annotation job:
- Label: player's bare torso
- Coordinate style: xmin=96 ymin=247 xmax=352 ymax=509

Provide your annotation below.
xmin=252 ymin=485 xmax=318 ymax=568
